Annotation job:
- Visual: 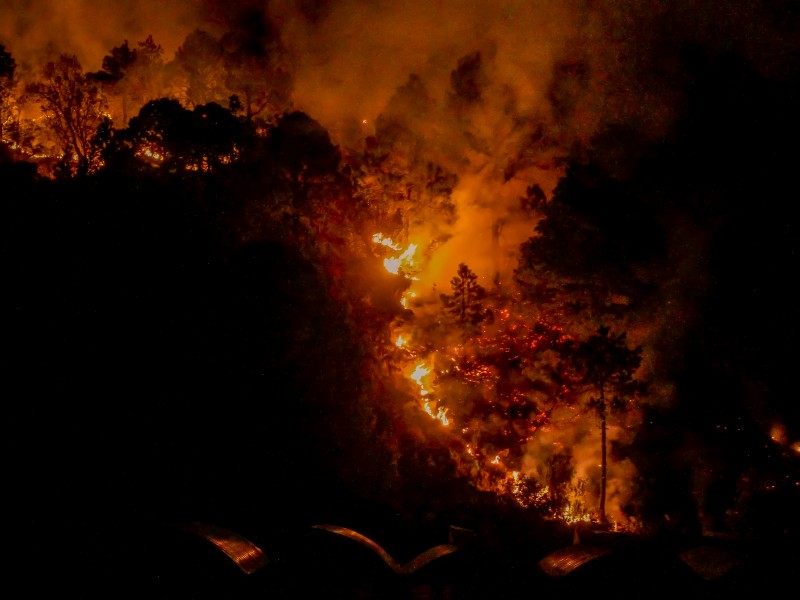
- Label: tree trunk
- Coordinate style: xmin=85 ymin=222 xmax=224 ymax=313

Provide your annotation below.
xmin=599 ymin=390 xmax=607 ymax=525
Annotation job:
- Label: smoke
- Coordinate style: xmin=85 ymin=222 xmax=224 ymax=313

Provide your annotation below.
xmin=0 ymin=1 xmax=201 ymax=72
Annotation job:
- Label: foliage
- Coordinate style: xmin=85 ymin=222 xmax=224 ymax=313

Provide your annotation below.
xmin=362 ymin=98 xmax=458 ymax=237
xmin=91 ymin=35 xmax=167 ymax=126
xmin=514 ymin=157 xmax=665 ymax=325
xmin=105 ymin=98 xmax=247 ymax=175
xmin=173 ymin=29 xmax=229 ymax=109
xmin=562 ymin=325 xmax=644 ymax=522
xmin=0 ymin=43 xmax=17 ymax=141
xmin=27 ymin=54 xmax=109 ymax=177
xmin=220 ymin=16 xmax=293 ymax=121
xmin=440 ymin=263 xmax=487 ymax=329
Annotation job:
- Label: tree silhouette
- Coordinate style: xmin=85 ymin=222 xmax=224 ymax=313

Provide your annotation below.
xmin=91 ymin=39 xmax=137 ymax=125
xmin=0 ymin=44 xmax=17 ymax=142
xmin=220 ymin=13 xmax=292 ymax=122
xmin=514 ymin=157 xmax=665 ymax=325
xmin=440 ymin=263 xmax=486 ymax=329
xmin=266 ymin=111 xmax=342 ymax=209
xmin=106 ymin=98 xmax=246 ymax=175
xmin=173 ymin=29 xmax=229 ymax=109
xmin=563 ymin=326 xmax=644 ymax=524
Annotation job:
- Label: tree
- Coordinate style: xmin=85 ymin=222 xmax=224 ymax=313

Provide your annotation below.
xmin=91 ymin=35 xmax=167 ymax=127
xmin=173 ymin=29 xmax=229 ymax=109
xmin=27 ymin=54 xmax=109 ymax=176
xmin=266 ymin=111 xmax=342 ymax=207
xmin=361 ymin=75 xmax=458 ymax=238
xmin=514 ymin=157 xmax=665 ymax=326
xmin=91 ymin=39 xmax=137 ymax=125
xmin=440 ymin=263 xmax=486 ymax=328
xmin=0 ymin=44 xmax=17 ymax=142
xmin=131 ymin=34 xmax=166 ymax=104
xmin=107 ymin=98 xmax=246 ymax=174
xmin=220 ymin=16 xmax=292 ymax=121
xmin=563 ymin=325 xmax=644 ymax=524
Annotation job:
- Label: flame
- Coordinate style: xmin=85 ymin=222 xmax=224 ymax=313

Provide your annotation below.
xmin=370 ymin=233 xmax=623 ymax=526
xmin=409 ymin=362 xmax=432 ymax=396
xmin=400 ymin=290 xmax=416 ymax=308
xmin=407 ymin=361 xmax=450 ymax=427
xmin=371 ymin=233 xmax=419 ymax=278
xmin=371 ymin=233 xmax=401 ymax=251
xmin=136 ymin=143 xmax=164 ymax=163
xmin=384 ymin=243 xmax=418 ymax=276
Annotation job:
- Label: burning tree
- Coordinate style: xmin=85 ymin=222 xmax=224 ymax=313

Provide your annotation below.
xmin=0 ymin=44 xmax=16 ymax=143
xmin=27 ymin=54 xmax=109 ymax=177
xmin=562 ymin=326 xmax=644 ymax=524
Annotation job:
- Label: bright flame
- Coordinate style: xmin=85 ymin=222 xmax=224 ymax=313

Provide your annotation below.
xmin=408 ymin=362 xmax=450 ymax=427
xmin=384 ymin=243 xmax=418 ymax=276
xmin=371 ymin=233 xmax=401 ymax=251
xmin=371 ymin=233 xmax=420 ymax=278
xmin=410 ymin=362 xmax=431 ymax=396
xmin=395 ymin=335 xmax=407 ymax=347
xmin=400 ymin=290 xmax=416 ymax=308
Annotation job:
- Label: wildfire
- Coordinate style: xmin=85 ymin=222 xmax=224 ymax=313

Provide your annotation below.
xmin=370 ymin=226 xmax=628 ymax=527
xmin=400 ymin=290 xmax=416 ymax=309
xmin=409 ymin=362 xmax=432 ymax=396
xmin=407 ymin=361 xmax=450 ymax=427
xmin=371 ymin=233 xmax=400 ymax=250
xmin=136 ymin=143 xmax=165 ymax=164
xmin=371 ymin=233 xmax=419 ymax=278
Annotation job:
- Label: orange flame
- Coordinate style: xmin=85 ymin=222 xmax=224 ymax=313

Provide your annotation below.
xmin=371 ymin=233 xmax=419 ymax=278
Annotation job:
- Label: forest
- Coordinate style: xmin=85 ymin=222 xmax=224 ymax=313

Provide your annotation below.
xmin=3 ymin=2 xmax=799 ymax=597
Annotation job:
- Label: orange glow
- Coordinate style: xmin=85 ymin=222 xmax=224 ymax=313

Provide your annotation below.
xmin=770 ymin=422 xmax=788 ymax=445
xmin=400 ymin=290 xmax=416 ymax=308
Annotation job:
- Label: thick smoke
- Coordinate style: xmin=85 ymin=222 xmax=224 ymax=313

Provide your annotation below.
xmin=0 ymin=0 xmax=200 ymax=71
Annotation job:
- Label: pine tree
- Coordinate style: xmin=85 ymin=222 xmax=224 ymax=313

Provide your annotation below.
xmin=440 ymin=263 xmax=486 ymax=329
